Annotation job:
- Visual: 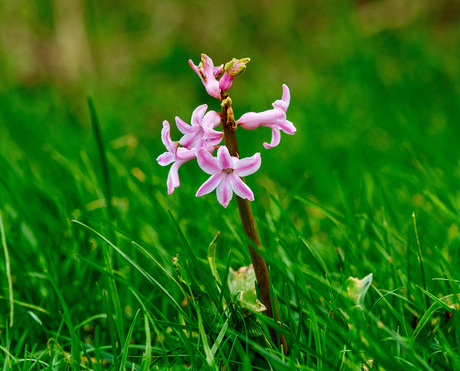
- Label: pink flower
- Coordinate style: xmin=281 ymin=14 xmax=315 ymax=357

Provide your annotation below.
xmin=175 ymin=104 xmax=222 ymax=150
xmin=189 ymin=54 xmax=224 ymax=100
xmin=219 ymin=58 xmax=250 ymax=92
xmin=196 ymin=146 xmax=261 ymax=208
xmin=156 ymin=120 xmax=197 ymax=194
xmin=236 ymin=84 xmax=295 ymax=149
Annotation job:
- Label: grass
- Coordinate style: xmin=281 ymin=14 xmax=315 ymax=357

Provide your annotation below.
xmin=1 ymin=0 xmax=460 ymax=369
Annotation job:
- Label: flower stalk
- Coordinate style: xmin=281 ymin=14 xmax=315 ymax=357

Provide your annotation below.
xmin=220 ymin=93 xmax=288 ymax=354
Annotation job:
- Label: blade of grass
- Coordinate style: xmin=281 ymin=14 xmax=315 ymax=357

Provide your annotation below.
xmin=102 ymin=288 xmax=119 ymax=369
xmin=415 ymin=286 xmax=457 ymax=313
xmin=210 ymin=316 xmax=229 ymax=358
xmin=120 ymin=309 xmax=141 ymax=370
xmin=196 ymin=301 xmax=218 ymax=371
xmin=46 ymin=273 xmax=80 ymax=371
xmin=0 ymin=212 xmax=13 ymax=328
xmin=0 ymin=296 xmax=49 ymax=315
xmin=413 ymin=213 xmax=428 ymax=310
xmin=130 ymin=291 xmax=152 ymax=371
xmin=87 ymin=96 xmax=113 ymax=222
xmin=299 ymin=236 xmax=328 ymax=276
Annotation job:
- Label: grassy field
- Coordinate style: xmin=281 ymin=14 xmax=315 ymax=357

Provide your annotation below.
xmin=1 ymin=0 xmax=460 ymax=369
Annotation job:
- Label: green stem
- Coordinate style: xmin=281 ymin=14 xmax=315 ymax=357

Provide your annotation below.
xmin=220 ymin=94 xmax=287 ymax=354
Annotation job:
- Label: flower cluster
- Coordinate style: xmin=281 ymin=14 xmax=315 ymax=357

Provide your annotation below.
xmin=157 ymin=54 xmax=296 ymax=208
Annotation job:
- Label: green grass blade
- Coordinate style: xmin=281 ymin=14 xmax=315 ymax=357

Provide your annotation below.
xmin=196 ymin=301 xmax=218 ymax=371
xmin=120 ymin=309 xmax=141 ymax=370
xmin=46 ymin=273 xmax=80 ymax=370
xmin=0 ymin=212 xmax=13 ymax=328
xmin=87 ymin=96 xmax=113 ymax=222
xmin=413 ymin=213 xmax=428 ymax=310
xmin=141 ymin=308 xmax=152 ymax=371
xmin=102 ymin=288 xmax=120 ymax=369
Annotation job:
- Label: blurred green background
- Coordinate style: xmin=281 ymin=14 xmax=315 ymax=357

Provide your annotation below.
xmin=2 ymin=0 xmax=459 ymax=230
xmin=2 ymin=1 xmax=459 ymax=174
xmin=1 ymin=0 xmax=460 ymax=344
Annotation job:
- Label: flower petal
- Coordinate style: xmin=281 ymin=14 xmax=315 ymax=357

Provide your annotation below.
xmin=196 ymin=172 xmax=224 ymax=197
xmin=273 ymin=100 xmax=288 ymax=112
xmin=202 ymin=127 xmax=222 ymax=145
xmin=216 ymin=175 xmax=233 ymax=208
xmin=189 ymin=55 xmax=222 ymax=99
xmin=188 ymin=59 xmax=200 ymax=75
xmin=176 ymin=147 xmax=196 ymax=162
xmin=217 ymin=146 xmax=234 ymax=170
xmin=191 ymin=104 xmax=208 ymax=127
xmin=277 ymin=119 xmax=296 ymax=135
xmin=196 ymin=148 xmax=219 ymax=174
xmin=237 ymin=109 xmax=285 ymax=131
xmin=229 ymin=173 xmax=254 ymax=201
xmin=175 ymin=117 xmax=194 ymax=135
xmin=202 ymin=110 xmax=221 ymax=129
xmin=281 ymin=84 xmax=290 ymax=106
xmin=205 ymin=80 xmax=221 ymax=100
xmin=167 ymin=162 xmax=180 ymax=194
xmin=179 ymin=130 xmax=202 ymax=149
xmin=156 ymin=152 xmax=175 ymax=166
xmin=219 ymin=74 xmax=233 ymax=92
xmin=234 ymin=153 xmax=261 ymax=177
xmin=161 ymin=120 xmax=177 ymax=153
xmin=273 ymin=85 xmax=290 ymax=112
xmin=263 ymin=128 xmax=281 ymax=149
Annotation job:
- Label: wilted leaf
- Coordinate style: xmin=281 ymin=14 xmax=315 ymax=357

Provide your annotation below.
xmin=347 ymin=273 xmax=373 ymax=309
xmin=228 ymin=264 xmax=267 ymax=313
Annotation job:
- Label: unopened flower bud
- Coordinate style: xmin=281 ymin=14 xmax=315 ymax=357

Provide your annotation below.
xmin=219 ymin=57 xmax=250 ymax=92
xmin=225 ymin=58 xmax=250 ymax=77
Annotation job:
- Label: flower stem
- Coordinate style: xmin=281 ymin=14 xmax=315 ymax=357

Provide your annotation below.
xmin=220 ymin=94 xmax=287 ymax=354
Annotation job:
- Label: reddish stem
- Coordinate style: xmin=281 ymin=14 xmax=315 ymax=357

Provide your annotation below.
xmin=220 ymin=94 xmax=287 ymax=355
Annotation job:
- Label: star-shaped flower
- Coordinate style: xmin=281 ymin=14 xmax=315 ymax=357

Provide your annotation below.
xmin=175 ymin=104 xmax=222 ymax=150
xmin=189 ymin=54 xmax=224 ymax=100
xmin=156 ymin=120 xmax=197 ymax=194
xmin=236 ymin=84 xmax=295 ymax=149
xmin=196 ymin=146 xmax=261 ymax=208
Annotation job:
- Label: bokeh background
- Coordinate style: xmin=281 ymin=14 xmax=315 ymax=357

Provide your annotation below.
xmin=2 ymin=0 xmax=460 ymax=231
xmin=1 ymin=0 xmax=460 ymax=344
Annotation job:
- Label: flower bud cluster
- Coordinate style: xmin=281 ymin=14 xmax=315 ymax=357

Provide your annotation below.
xmin=157 ymin=54 xmax=296 ymax=208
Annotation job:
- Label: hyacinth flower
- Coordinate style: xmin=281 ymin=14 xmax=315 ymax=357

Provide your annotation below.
xmin=188 ymin=54 xmax=224 ymax=100
xmin=175 ymin=104 xmax=222 ymax=150
xmin=157 ymin=54 xmax=292 ymax=354
xmin=156 ymin=121 xmax=198 ymax=195
xmin=196 ymin=146 xmax=261 ymax=208
xmin=236 ymin=84 xmax=295 ymax=149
